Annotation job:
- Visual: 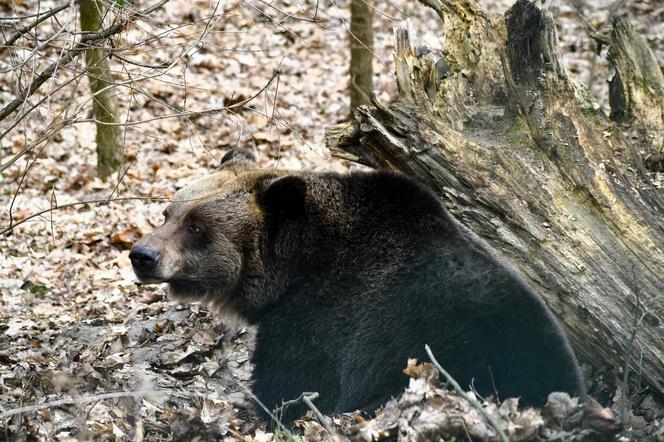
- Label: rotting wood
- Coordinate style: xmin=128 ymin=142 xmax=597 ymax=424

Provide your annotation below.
xmin=606 ymin=17 xmax=664 ymax=174
xmin=326 ymin=0 xmax=664 ymax=397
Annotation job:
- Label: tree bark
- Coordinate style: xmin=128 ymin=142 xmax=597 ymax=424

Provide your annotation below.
xmin=327 ymin=0 xmax=664 ymax=397
xmin=80 ymin=0 xmax=122 ymax=180
xmin=349 ymin=0 xmax=374 ymax=109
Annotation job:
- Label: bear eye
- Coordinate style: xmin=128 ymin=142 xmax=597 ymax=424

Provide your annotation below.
xmin=188 ymin=223 xmax=202 ymax=234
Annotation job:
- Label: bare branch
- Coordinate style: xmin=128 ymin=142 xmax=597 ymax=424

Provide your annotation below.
xmin=0 ymin=196 xmax=168 ymax=237
xmin=0 ymin=4 xmax=71 ymax=55
xmin=273 ymin=391 xmax=335 ymax=434
xmin=425 ymin=345 xmax=509 ymax=442
xmin=0 ymin=390 xmax=146 ymax=419
xmin=239 ymin=384 xmax=291 ymax=437
xmin=0 ymin=0 xmax=172 ymax=123
xmin=302 ymin=393 xmax=335 ymax=435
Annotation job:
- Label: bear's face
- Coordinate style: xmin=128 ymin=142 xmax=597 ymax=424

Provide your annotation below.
xmin=131 ymin=169 xmax=257 ymax=302
xmin=129 ymin=150 xmax=307 ymax=318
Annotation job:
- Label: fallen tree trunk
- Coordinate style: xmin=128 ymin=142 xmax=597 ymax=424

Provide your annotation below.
xmin=326 ymin=0 xmax=664 ymax=397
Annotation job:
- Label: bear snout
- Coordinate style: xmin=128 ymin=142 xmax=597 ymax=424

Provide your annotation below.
xmin=129 ymin=245 xmax=161 ymax=276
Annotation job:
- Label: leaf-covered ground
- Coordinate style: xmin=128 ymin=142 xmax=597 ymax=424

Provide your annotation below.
xmin=1 ymin=0 xmax=663 ymax=439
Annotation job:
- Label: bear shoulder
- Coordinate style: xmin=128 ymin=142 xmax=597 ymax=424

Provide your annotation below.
xmin=344 ymin=169 xmax=454 ymax=231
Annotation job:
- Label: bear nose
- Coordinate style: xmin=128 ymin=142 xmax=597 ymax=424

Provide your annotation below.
xmin=129 ymin=245 xmax=160 ymax=273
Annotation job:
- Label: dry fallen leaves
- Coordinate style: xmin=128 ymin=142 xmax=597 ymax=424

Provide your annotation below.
xmin=1 ymin=0 xmax=663 ymax=439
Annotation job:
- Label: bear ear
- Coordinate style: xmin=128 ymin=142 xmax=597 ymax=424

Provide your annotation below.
xmin=256 ymin=175 xmax=307 ymax=218
xmin=220 ymin=148 xmax=256 ymax=168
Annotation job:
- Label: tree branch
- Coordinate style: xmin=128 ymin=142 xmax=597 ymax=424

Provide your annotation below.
xmin=0 ymin=4 xmax=71 ymax=55
xmin=425 ymin=345 xmax=509 ymax=442
xmin=0 ymin=0 xmax=172 ymax=123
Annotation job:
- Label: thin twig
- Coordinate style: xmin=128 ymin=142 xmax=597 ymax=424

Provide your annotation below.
xmin=0 ymin=0 xmax=172 ymax=123
xmin=238 ymin=0 xmax=308 ymax=45
xmin=425 ymin=344 xmax=509 ymax=442
xmin=74 ymin=67 xmax=281 ymax=127
xmin=276 ymin=391 xmax=334 ymax=434
xmin=108 ymin=51 xmax=171 ymax=69
xmin=251 ymin=0 xmax=321 ymax=23
xmin=0 ymin=390 xmax=144 ymax=419
xmin=302 ymin=393 xmax=334 ymax=434
xmin=139 ymin=0 xmax=172 ymax=16
xmin=107 ymin=159 xmax=135 ymax=202
xmin=328 ymin=0 xmax=388 ymax=69
xmin=1 ymin=117 xmax=72 ymax=174
xmin=1 ymin=4 xmax=71 ymax=54
xmin=268 ymin=58 xmax=283 ymax=131
xmin=356 ymin=0 xmax=405 ymax=21
xmin=0 ymin=196 xmax=168 ymax=237
xmin=563 ymin=0 xmax=598 ymax=37
xmin=0 ymin=8 xmax=70 ymax=21
xmin=0 ymin=52 xmax=88 ymax=142
xmin=239 ymin=384 xmax=291 ymax=437
xmin=0 ymin=23 xmax=123 ymax=122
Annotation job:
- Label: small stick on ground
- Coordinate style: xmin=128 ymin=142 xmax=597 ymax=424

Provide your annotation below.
xmin=302 ymin=393 xmax=335 ymax=434
xmin=0 ymin=391 xmax=144 ymax=419
xmin=425 ymin=344 xmax=509 ymax=442
xmin=240 ymin=385 xmax=291 ymax=437
xmin=278 ymin=392 xmax=335 ymax=435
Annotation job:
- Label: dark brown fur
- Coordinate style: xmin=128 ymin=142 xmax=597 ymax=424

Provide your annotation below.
xmin=130 ymin=149 xmax=584 ymax=423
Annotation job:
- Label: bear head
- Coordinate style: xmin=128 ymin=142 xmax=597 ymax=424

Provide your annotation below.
xmin=129 ymin=149 xmax=306 ymax=321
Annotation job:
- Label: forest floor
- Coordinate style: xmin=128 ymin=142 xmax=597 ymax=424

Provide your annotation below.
xmin=1 ymin=0 xmax=663 ymax=440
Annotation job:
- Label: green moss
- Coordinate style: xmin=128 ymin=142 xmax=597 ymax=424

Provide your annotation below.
xmin=499 ymin=113 xmax=533 ymax=147
xmin=505 ymin=127 xmax=530 ymax=145
xmin=572 ymin=78 xmax=602 ymax=116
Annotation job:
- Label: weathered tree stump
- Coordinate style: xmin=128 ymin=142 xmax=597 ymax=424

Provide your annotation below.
xmin=326 ymin=0 xmax=664 ymax=397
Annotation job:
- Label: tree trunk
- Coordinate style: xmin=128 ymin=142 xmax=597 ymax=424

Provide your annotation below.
xmin=80 ymin=0 xmax=122 ymax=180
xmin=349 ymin=0 xmax=374 ymax=109
xmin=327 ymin=0 xmax=664 ymax=397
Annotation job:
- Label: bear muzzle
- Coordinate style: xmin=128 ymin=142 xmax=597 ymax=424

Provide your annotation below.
xmin=129 ymin=245 xmax=161 ymax=280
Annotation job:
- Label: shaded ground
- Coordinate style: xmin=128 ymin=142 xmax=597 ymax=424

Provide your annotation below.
xmin=1 ymin=0 xmax=663 ymax=439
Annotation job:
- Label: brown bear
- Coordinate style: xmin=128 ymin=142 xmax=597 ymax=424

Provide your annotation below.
xmin=130 ymin=148 xmax=584 ymax=423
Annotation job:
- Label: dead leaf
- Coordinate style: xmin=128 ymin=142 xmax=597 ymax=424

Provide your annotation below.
xmin=111 ymin=225 xmax=143 ymax=250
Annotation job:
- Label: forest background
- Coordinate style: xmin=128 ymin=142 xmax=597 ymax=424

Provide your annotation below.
xmin=1 ymin=0 xmax=663 ymax=439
